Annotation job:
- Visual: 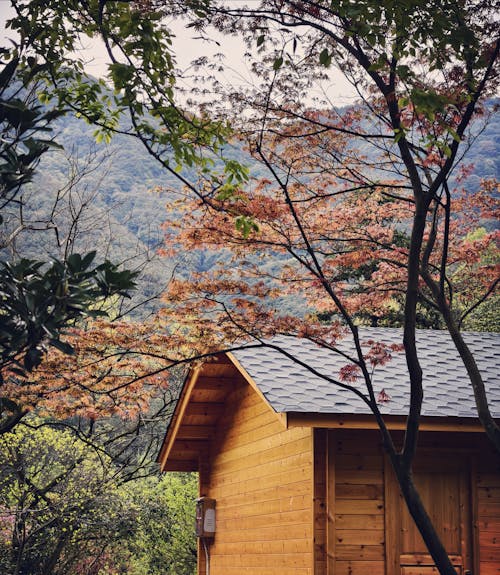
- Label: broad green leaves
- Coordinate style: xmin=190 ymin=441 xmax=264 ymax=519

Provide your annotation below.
xmin=0 ymin=57 xmax=64 ymax=211
xmin=4 ymin=0 xmax=230 ymax=170
xmin=0 ymin=254 xmax=138 ymax=373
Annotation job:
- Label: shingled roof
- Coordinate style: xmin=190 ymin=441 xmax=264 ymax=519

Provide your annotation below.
xmin=231 ymin=328 xmax=500 ymax=419
xmin=158 ymin=328 xmax=499 ymax=470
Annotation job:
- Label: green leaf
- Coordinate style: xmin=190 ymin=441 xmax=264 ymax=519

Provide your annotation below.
xmin=273 ymin=56 xmax=284 ymax=70
xmin=394 ymin=128 xmax=406 ymax=143
xmin=80 ymin=251 xmax=97 ymax=271
xmin=319 ymin=48 xmax=332 ymax=67
xmin=257 ymin=35 xmax=265 ymax=47
xmin=447 ymin=127 xmax=462 ymax=143
xmin=66 ymin=253 xmax=82 ymax=272
xmin=235 ymin=215 xmax=259 ymax=238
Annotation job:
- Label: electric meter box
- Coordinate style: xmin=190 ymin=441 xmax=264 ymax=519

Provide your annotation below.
xmin=195 ymin=497 xmax=216 ymax=538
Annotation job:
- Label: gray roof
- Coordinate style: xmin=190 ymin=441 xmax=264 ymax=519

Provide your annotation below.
xmin=232 ymin=328 xmax=500 ymax=418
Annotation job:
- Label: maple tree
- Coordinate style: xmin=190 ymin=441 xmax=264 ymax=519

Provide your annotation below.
xmin=155 ymin=1 xmax=500 ymax=573
xmin=0 ymin=255 xmax=141 ymax=433
xmin=1 ymin=319 xmax=160 ymax=421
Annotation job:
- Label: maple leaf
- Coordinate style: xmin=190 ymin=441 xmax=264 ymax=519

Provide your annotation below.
xmin=377 ymin=388 xmax=391 ymax=404
xmin=339 ymin=364 xmax=360 ymax=383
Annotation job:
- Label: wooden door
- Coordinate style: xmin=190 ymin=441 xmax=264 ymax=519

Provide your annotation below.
xmin=386 ymin=454 xmax=473 ymax=574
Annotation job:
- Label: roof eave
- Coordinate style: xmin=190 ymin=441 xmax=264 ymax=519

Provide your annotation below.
xmin=157 ymin=365 xmax=202 ymax=471
xmin=285 ymin=411 xmax=490 ymax=432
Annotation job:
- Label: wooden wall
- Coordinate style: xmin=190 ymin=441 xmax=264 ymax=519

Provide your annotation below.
xmin=319 ymin=429 xmax=386 ymax=575
xmin=313 ymin=429 xmax=500 ymax=575
xmin=199 ymin=374 xmax=315 ymax=575
xmin=476 ymin=443 xmax=500 ymax=575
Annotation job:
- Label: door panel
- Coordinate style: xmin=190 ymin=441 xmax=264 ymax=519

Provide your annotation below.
xmin=400 ymin=470 xmax=463 ymax=555
xmin=386 ymin=453 xmax=473 ymax=574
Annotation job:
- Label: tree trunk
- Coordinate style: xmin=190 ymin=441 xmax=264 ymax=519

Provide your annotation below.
xmin=445 ymin=313 xmax=500 ymax=454
xmin=393 ymin=460 xmax=458 ymax=575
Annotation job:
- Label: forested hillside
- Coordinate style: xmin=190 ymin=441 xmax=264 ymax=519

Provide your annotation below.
xmin=2 ymin=102 xmax=498 ymax=319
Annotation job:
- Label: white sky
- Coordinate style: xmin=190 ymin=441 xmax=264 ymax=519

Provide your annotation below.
xmin=1 ymin=2 xmax=358 ymax=106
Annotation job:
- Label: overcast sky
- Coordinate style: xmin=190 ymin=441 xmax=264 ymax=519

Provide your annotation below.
xmin=0 ymin=2 xmax=357 ymax=105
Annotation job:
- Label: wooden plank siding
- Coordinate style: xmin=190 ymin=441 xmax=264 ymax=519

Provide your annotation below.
xmin=316 ymin=430 xmax=499 ymax=575
xmin=477 ymin=467 xmax=500 ymax=574
xmin=331 ymin=430 xmax=385 ymax=575
xmin=201 ymin=374 xmax=315 ymax=575
xmin=313 ymin=429 xmax=327 ymax=575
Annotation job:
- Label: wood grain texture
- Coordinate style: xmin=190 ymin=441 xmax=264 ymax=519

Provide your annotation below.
xmin=205 ymin=376 xmax=314 ymax=575
xmin=330 ymin=431 xmax=386 ymax=573
xmin=477 ymin=471 xmax=500 ymax=572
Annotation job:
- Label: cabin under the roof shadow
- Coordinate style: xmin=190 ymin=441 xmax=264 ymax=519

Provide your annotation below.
xmin=158 ymin=328 xmax=500 ymax=575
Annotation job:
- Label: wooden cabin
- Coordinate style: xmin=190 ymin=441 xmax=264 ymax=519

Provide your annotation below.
xmin=158 ymin=328 xmax=500 ymax=575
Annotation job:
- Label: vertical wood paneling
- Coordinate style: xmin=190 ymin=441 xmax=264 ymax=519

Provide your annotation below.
xmin=477 ymin=469 xmax=500 ymax=574
xmin=384 ymin=453 xmax=400 ymax=574
xmin=313 ymin=429 xmax=327 ymax=575
xmin=327 ymin=432 xmax=335 ymax=575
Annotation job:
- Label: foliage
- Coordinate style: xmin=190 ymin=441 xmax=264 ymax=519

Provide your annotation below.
xmin=0 ymin=420 xmax=197 ymax=575
xmin=0 ymin=253 xmax=137 ymax=372
xmin=1 ymin=2 xmax=498 ymax=571
xmin=4 ymin=317 xmax=178 ymax=422
xmin=5 ymin=0 xmax=219 ymax=165
xmin=0 ymin=0 xmax=252 ymax=306
xmin=1 ymin=79 xmax=497 ymax=321
xmin=0 ymin=56 xmax=63 ymax=214
xmin=3 ymin=0 xmax=249 ymax=203
xmin=0 ymin=2 xmax=184 ymax=432
xmin=115 ymin=473 xmax=197 ymax=575
xmin=0 ymin=421 xmax=135 ymax=575
xmin=0 ymin=254 xmax=139 ymax=434
xmin=162 ymin=122 xmax=498 ymax=340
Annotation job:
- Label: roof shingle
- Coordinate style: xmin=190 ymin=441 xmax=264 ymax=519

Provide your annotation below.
xmin=231 ymin=328 xmax=500 ymax=418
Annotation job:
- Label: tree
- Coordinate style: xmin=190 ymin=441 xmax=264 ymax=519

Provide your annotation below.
xmin=3 ymin=0 xmax=239 ymax=188
xmin=0 ymin=15 xmax=137 ymax=432
xmin=118 ymin=473 xmax=197 ymax=575
xmin=0 ymin=253 xmax=139 ymax=434
xmin=0 ymin=419 xmax=197 ymax=575
xmin=5 ymin=318 xmax=175 ymax=421
xmin=155 ymin=1 xmax=499 ymax=573
xmin=2 ymin=2 xmax=498 ymax=570
xmin=0 ymin=8 xmax=223 ymax=569
xmin=0 ymin=420 xmax=136 ymax=575
xmin=0 ymin=0 xmax=208 ymax=431
xmin=1 ymin=0 xmax=252 ymax=430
